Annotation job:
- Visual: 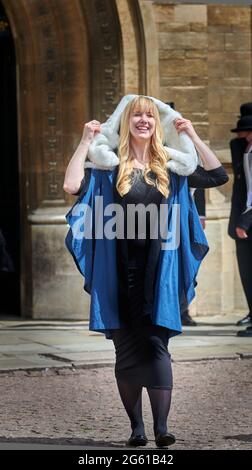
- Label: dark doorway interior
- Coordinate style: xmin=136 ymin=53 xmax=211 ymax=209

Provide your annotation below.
xmin=0 ymin=2 xmax=20 ymax=315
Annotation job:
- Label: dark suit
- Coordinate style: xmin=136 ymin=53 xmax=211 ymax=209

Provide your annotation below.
xmin=228 ymin=137 xmax=252 ymax=316
xmin=228 ymin=138 xmax=252 ymax=240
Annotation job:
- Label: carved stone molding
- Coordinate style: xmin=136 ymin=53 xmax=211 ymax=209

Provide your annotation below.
xmin=80 ymin=0 xmax=123 ymax=120
xmin=32 ymin=3 xmax=64 ymax=204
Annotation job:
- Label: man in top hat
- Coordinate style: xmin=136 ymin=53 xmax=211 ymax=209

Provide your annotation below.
xmin=229 ymin=103 xmax=252 ymax=337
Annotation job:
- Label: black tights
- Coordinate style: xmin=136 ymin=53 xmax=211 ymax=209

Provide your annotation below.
xmin=116 ymin=378 xmax=172 ymax=437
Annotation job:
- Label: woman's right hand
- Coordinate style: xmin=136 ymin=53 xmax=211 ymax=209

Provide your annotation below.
xmin=82 ymin=120 xmax=101 ymax=144
xmin=174 ymin=118 xmax=198 ymax=142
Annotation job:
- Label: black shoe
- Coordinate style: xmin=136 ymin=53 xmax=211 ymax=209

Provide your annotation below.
xmin=127 ymin=434 xmax=148 ymax=447
xmin=236 ymin=314 xmax=252 ymax=326
xmin=155 ymin=432 xmax=176 ymax=448
xmin=237 ymin=326 xmax=252 ymax=337
xmin=181 ymin=312 xmax=197 ymax=326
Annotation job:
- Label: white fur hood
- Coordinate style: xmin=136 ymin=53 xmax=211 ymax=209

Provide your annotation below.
xmin=85 ymin=94 xmax=198 ymax=175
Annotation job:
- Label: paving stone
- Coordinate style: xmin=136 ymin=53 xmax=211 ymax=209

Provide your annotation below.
xmin=0 ymin=314 xmax=251 ymax=372
xmin=52 ymin=351 xmax=115 ymax=362
xmin=0 ymin=344 xmax=61 ymax=354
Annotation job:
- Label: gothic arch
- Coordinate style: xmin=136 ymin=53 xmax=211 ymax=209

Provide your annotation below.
xmin=1 ymin=0 xmax=145 ymax=318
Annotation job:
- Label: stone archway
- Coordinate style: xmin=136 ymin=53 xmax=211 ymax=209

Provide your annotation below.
xmin=1 ymin=0 xmax=128 ymax=318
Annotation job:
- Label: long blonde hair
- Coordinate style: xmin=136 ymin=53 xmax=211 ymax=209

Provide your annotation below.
xmin=116 ymin=96 xmax=170 ymax=198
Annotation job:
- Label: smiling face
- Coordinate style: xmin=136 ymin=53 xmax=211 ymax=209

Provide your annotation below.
xmin=126 ymin=96 xmax=160 ymax=144
xmin=129 ymin=109 xmax=156 ymax=142
xmin=119 ymin=96 xmax=164 ymax=156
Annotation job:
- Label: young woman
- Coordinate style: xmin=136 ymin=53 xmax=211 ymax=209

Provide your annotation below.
xmin=64 ymin=95 xmax=228 ymax=448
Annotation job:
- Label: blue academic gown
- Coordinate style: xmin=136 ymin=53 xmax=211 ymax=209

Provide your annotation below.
xmin=65 ymin=168 xmax=209 ymax=339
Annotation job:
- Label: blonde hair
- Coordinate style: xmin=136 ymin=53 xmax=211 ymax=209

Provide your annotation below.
xmin=116 ymin=96 xmax=170 ymax=199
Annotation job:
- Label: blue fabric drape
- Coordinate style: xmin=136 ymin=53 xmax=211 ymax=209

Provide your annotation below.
xmin=65 ymin=169 xmax=209 ymax=339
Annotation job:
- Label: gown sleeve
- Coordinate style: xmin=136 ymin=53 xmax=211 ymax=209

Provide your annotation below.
xmin=72 ymin=177 xmax=85 ymax=196
xmin=65 ymin=168 xmax=120 ymax=338
xmin=71 ymin=168 xmax=91 ymax=197
xmin=188 ymin=165 xmax=228 ymax=188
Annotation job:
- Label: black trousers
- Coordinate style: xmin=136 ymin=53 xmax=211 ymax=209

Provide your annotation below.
xmin=235 ymin=239 xmax=252 ymax=315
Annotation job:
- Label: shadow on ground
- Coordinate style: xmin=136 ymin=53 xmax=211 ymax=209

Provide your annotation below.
xmin=0 ymin=436 xmax=126 ymax=448
xmin=224 ymin=434 xmax=252 ymax=443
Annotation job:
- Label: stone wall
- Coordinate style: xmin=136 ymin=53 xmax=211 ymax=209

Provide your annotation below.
xmin=207 ymin=5 xmax=252 ymax=149
xmin=150 ymin=2 xmax=252 ymax=315
xmin=153 ymin=2 xmax=252 ymax=146
xmin=154 ymin=3 xmax=209 ymax=139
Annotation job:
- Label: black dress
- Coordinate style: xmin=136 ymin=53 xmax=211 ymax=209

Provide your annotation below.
xmin=112 ymin=169 xmax=173 ymax=389
xmin=121 ymin=169 xmax=163 ymax=323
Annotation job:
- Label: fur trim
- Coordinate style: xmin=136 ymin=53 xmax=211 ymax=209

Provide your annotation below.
xmin=86 ymin=94 xmax=198 ymax=175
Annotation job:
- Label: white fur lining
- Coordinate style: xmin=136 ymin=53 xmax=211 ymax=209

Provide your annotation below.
xmin=85 ymin=94 xmax=198 ymax=175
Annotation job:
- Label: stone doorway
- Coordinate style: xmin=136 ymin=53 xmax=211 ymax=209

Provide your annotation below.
xmin=0 ymin=2 xmax=20 ymax=316
xmin=0 ymin=0 xmax=147 ymax=319
xmin=0 ymin=0 xmax=127 ymax=319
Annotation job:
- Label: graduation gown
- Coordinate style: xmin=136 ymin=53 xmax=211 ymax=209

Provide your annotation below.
xmin=65 ymin=167 xmax=209 ymax=339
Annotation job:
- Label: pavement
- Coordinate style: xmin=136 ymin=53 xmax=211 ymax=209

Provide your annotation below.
xmin=0 ymin=314 xmax=251 ymax=451
xmin=0 ymin=313 xmax=251 ymax=372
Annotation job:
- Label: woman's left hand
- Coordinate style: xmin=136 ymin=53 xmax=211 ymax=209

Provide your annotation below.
xmin=174 ymin=118 xmax=198 ymax=141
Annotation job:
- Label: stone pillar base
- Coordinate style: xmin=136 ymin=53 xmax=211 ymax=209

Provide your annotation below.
xmin=28 ymin=208 xmax=89 ymax=320
xmin=191 ymin=191 xmax=247 ymax=317
xmin=192 ymin=217 xmax=234 ymax=316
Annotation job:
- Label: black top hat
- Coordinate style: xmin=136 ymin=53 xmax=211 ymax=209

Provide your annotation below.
xmin=231 ymin=115 xmax=252 ymax=133
xmin=239 ymin=102 xmax=252 ymax=117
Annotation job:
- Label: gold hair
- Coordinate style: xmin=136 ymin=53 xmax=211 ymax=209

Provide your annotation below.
xmin=116 ymin=96 xmax=170 ymax=199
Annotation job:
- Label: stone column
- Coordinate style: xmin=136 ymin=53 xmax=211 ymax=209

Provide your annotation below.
xmin=192 ymin=188 xmax=235 ymax=316
xmin=205 ymin=4 xmax=252 ymax=316
xmin=22 ymin=0 xmax=91 ymax=318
